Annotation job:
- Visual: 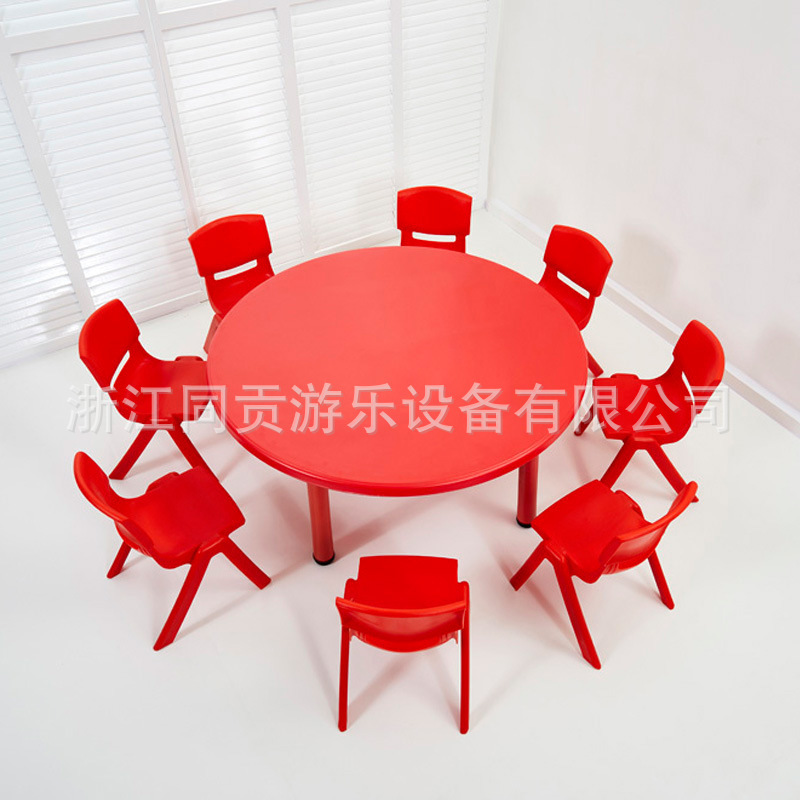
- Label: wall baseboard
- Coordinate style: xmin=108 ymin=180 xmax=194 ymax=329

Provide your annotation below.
xmin=487 ymin=197 xmax=800 ymax=438
xmin=487 ymin=197 xmax=549 ymax=249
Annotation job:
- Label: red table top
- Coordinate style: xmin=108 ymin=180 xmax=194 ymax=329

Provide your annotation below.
xmin=207 ymin=247 xmax=587 ymax=496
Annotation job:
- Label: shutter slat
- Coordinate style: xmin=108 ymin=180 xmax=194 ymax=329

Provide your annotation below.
xmin=80 ymin=238 xmax=189 ymax=276
xmin=0 ymin=1 xmax=137 ymax=37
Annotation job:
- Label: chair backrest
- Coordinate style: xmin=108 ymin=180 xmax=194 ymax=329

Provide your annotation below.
xmin=73 ymin=452 xmax=155 ymax=555
xmin=336 ymin=555 xmax=467 ymax=650
xmin=601 ymin=482 xmax=697 ymax=573
xmin=74 ymin=451 xmax=127 ymax=520
xmin=78 ymin=299 xmax=142 ymax=390
xmin=397 ymin=186 xmax=472 ymax=252
xmin=672 ymin=320 xmax=725 ymax=413
xmin=541 ymin=225 xmax=613 ymax=299
xmin=189 ymin=214 xmax=273 ymax=279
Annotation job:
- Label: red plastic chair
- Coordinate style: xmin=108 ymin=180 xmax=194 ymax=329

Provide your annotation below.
xmin=510 ymin=479 xmax=697 ymax=668
xmin=336 ymin=555 xmax=470 ymax=733
xmin=576 ymin=320 xmax=725 ymax=495
xmin=538 ymin=225 xmax=613 ymax=376
xmin=74 ymin=452 xmax=270 ymax=650
xmin=397 ymin=186 xmax=472 ymax=252
xmin=79 ymin=299 xmax=211 ymax=480
xmin=188 ymin=214 xmax=274 ymax=351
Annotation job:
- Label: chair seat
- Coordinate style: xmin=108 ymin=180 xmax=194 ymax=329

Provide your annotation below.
xmin=533 ymin=481 xmax=645 ymax=582
xmin=120 ymin=467 xmax=245 ymax=568
xmin=112 ymin=356 xmax=209 ymax=424
xmin=594 ymin=373 xmax=692 ymax=443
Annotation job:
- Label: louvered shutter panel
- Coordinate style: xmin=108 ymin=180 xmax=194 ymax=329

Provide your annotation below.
xmin=0 ymin=1 xmax=137 ymax=37
xmin=0 ymin=80 xmax=83 ymax=365
xmin=0 ymin=0 xmax=495 ymax=367
xmin=13 ymin=34 xmax=200 ymax=315
xmin=292 ymin=0 xmax=394 ymax=252
xmin=401 ymin=0 xmax=489 ymax=196
xmin=163 ymin=10 xmax=304 ymax=267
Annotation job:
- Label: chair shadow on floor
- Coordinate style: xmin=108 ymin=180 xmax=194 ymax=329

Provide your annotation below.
xmin=345 ymin=656 xmax=412 ymax=728
xmin=286 ymin=596 xmax=444 ymax=728
xmin=332 ymin=497 xmax=440 ymax=561
xmin=236 ymin=481 xmax=311 ymax=579
xmin=426 ymin=646 xmax=462 ymax=729
xmin=470 ymin=652 xmax=548 ymax=727
xmin=172 ymin=584 xmax=264 ymax=644
xmin=327 ymin=647 xmax=459 ymax=730
xmin=496 ymin=555 xmax=672 ymax=672
xmin=461 ymin=492 xmax=597 ymax=666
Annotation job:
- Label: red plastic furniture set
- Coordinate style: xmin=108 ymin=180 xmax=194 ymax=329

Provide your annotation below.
xmin=72 ymin=186 xmax=724 ymax=730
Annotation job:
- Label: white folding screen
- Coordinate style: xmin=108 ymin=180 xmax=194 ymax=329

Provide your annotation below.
xmin=0 ymin=0 xmax=495 ymax=367
xmin=292 ymin=0 xmax=394 ymax=252
xmin=0 ymin=78 xmax=84 ymax=363
xmin=15 ymin=34 xmax=200 ymax=314
xmin=163 ymin=9 xmax=305 ymax=265
xmin=402 ymin=0 xmax=489 ymax=192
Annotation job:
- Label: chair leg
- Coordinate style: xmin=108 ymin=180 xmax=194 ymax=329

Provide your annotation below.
xmin=107 ymin=543 xmax=131 ymax=578
xmin=460 ymin=613 xmax=470 ymax=734
xmin=220 ymin=539 xmax=271 ymax=589
xmin=600 ymin=438 xmax=639 ymax=488
xmin=574 ymin=404 xmax=594 ymax=436
xmin=153 ymin=553 xmax=211 ymax=651
xmin=510 ymin=542 xmax=547 ymax=590
xmin=109 ymin=428 xmax=156 ymax=480
xmin=338 ymin=628 xmax=350 ymax=732
xmin=648 ymin=553 xmax=674 ymax=609
xmin=552 ymin=561 xmax=601 ymax=669
xmin=646 ymin=443 xmax=698 ymax=501
xmin=587 ymin=350 xmax=603 ymax=377
xmin=168 ymin=423 xmax=210 ymax=470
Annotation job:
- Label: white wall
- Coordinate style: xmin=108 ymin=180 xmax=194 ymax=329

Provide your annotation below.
xmin=488 ymin=0 xmax=800 ymax=414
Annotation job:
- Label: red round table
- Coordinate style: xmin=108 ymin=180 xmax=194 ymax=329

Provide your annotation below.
xmin=208 ymin=247 xmax=587 ymax=563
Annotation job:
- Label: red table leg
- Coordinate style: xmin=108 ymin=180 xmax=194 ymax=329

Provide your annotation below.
xmin=516 ymin=456 xmax=539 ymax=528
xmin=307 ymin=483 xmax=335 ymax=565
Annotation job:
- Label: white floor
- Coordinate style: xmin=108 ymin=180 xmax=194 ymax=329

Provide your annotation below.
xmin=2 ymin=213 xmax=799 ymax=799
